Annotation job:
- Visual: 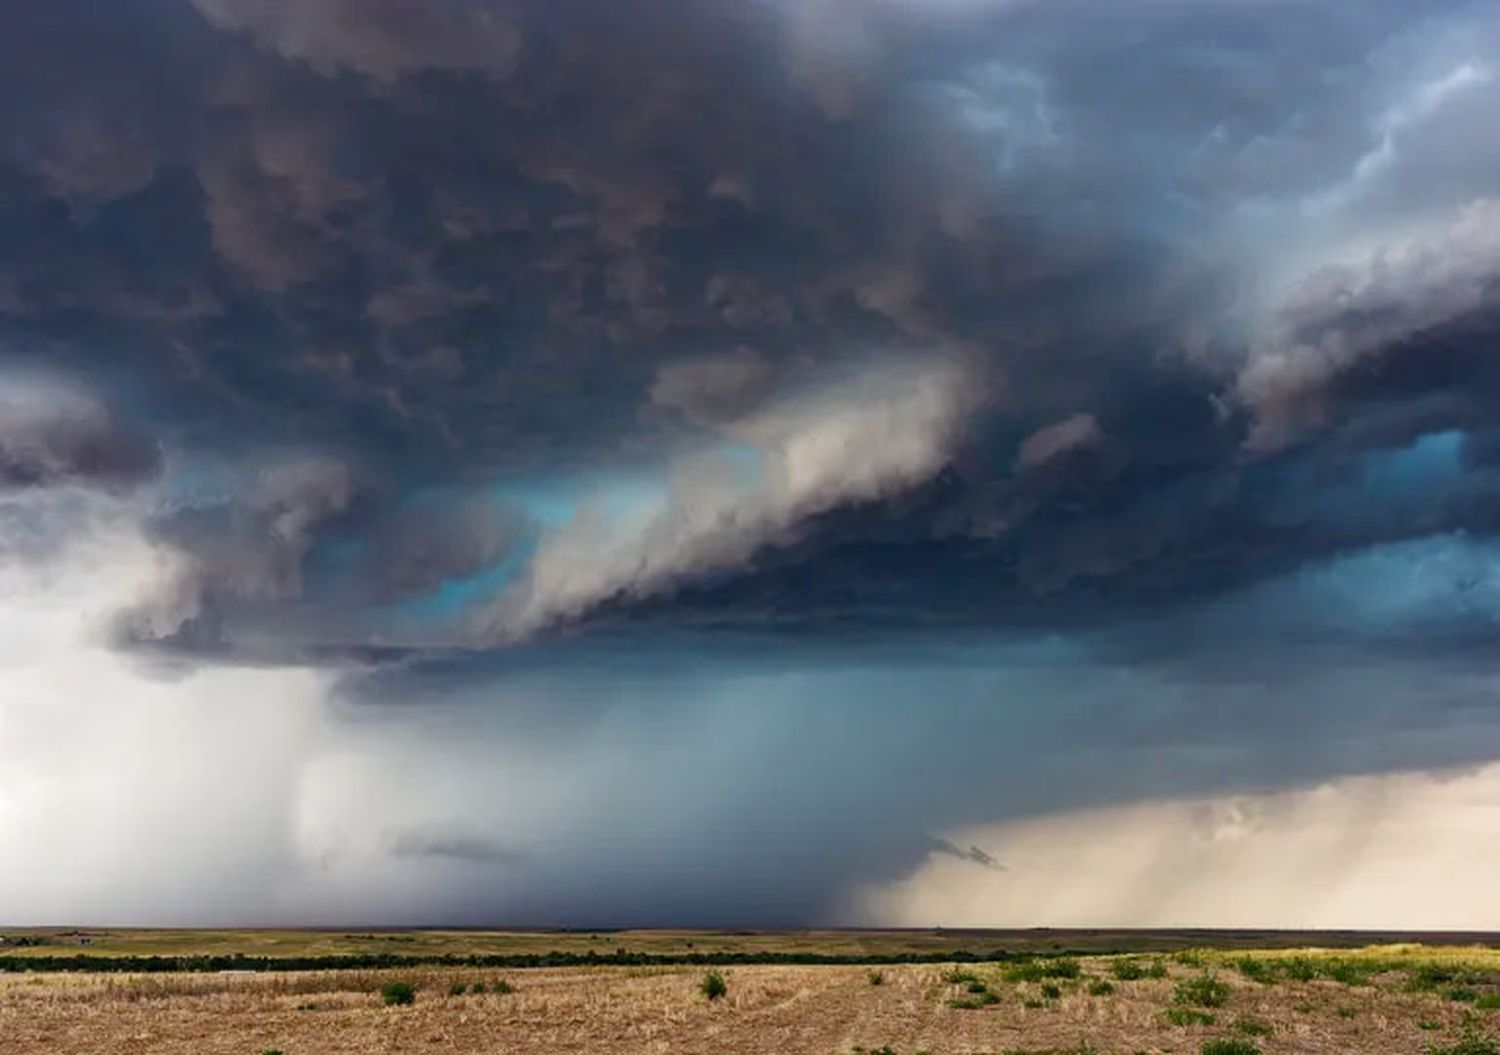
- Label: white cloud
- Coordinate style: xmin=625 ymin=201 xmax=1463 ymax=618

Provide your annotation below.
xmin=484 ymin=355 xmax=986 ymax=638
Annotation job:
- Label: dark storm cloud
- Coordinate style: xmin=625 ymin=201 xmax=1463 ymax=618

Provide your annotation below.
xmin=0 ymin=379 xmax=160 ymax=491
xmin=0 ymin=0 xmax=1494 ymax=658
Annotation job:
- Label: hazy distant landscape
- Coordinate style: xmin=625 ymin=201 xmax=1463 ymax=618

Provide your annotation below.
xmin=4 ymin=933 xmax=1499 ymax=1054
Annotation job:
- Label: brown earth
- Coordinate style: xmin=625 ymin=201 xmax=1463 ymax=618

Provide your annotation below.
xmin=0 ymin=958 xmax=1487 ymax=1055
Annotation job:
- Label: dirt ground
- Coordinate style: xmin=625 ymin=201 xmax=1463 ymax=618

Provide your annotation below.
xmin=0 ymin=958 xmax=1488 ymax=1054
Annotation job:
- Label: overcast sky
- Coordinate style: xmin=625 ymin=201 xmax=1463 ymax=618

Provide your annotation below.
xmin=3 ymin=0 xmax=1500 ymax=927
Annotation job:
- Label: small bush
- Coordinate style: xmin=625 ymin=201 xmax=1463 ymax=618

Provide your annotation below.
xmin=1174 ymin=950 xmax=1205 ymax=967
xmin=1234 ymin=1017 xmax=1272 ymax=1037
xmin=1326 ymin=960 xmax=1372 ymax=986
xmin=1451 ymin=988 xmax=1482 ymax=1004
xmin=381 ymin=981 xmax=416 ymax=1007
xmin=1282 ymin=958 xmax=1318 ymax=982
xmin=1175 ymin=974 xmax=1231 ymax=1009
xmin=1111 ymin=959 xmax=1146 ymax=981
xmin=491 ymin=979 xmax=515 ymax=994
xmin=948 ymin=989 xmax=1001 ymax=1009
xmin=448 ymin=980 xmax=468 ymax=997
xmin=263 ymin=1050 xmax=285 ymax=1055
xmin=1088 ymin=979 xmax=1114 ymax=996
xmin=1476 ymin=994 xmax=1500 ymax=1010
xmin=1202 ymin=1039 xmax=1260 ymax=1055
xmin=1234 ymin=957 xmax=1275 ymax=985
xmin=1144 ymin=959 xmax=1170 ymax=979
xmin=967 ymin=980 xmax=990 ymax=994
xmin=701 ymin=970 xmax=727 ymax=1001
xmin=867 ymin=969 xmax=885 ymax=986
xmin=1166 ymin=1008 xmax=1216 ymax=1027
xmin=1004 ymin=958 xmax=1080 ymax=983
xmin=1022 ymin=997 xmax=1046 ymax=1009
xmin=944 ymin=968 xmax=983 ymax=986
xmin=1040 ymin=982 xmax=1062 ymax=1000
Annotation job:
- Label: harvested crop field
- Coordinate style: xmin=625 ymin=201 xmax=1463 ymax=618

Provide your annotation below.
xmin=3 ymin=948 xmax=1498 ymax=1054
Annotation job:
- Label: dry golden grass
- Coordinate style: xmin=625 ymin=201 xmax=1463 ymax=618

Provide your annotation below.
xmin=3 ymin=951 xmax=1496 ymax=1054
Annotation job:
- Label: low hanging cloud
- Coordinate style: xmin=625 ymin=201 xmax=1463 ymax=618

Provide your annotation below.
xmin=116 ymin=456 xmax=356 ymax=649
xmin=486 ymin=354 xmax=986 ymax=638
xmin=0 ymin=379 xmax=160 ymax=492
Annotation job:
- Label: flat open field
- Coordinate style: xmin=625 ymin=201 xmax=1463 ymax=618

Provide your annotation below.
xmin=3 ymin=946 xmax=1499 ymax=1054
xmin=4 ymin=927 xmax=1499 ymax=963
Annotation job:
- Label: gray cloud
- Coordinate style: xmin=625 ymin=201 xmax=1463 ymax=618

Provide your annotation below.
xmin=190 ymin=0 xmax=521 ymax=82
xmin=2 ymin=0 xmax=1500 ymax=928
xmin=0 ymin=380 xmax=160 ymax=492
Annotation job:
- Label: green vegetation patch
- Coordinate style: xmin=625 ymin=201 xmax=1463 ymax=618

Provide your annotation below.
xmin=1004 ymin=957 xmax=1081 ymax=982
xmin=1234 ymin=1016 xmax=1273 ymax=1037
xmin=1175 ymin=973 xmax=1231 ymax=1008
xmin=1166 ymin=1007 xmax=1217 ymax=1027
xmin=1201 ymin=1039 xmax=1260 ymax=1055
xmin=701 ymin=970 xmax=727 ymax=1001
xmin=380 ymin=980 xmax=416 ymax=1006
xmin=1428 ymin=1032 xmax=1500 ymax=1055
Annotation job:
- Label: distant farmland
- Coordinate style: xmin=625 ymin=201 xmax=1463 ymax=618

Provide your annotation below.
xmin=3 ymin=927 xmax=1498 ymax=971
xmin=3 ymin=941 xmax=1499 ymax=1054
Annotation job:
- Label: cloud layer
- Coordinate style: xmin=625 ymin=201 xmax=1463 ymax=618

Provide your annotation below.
xmin=2 ymin=0 xmax=1500 ymax=925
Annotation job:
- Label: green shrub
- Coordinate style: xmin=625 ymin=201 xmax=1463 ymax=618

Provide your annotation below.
xmin=1234 ymin=957 xmax=1274 ymax=984
xmin=1040 ymin=982 xmax=1062 ymax=1000
xmin=1088 ymin=979 xmax=1114 ymax=996
xmin=948 ymin=989 xmax=1001 ymax=1009
xmin=944 ymin=968 xmax=983 ymax=986
xmin=1420 ymin=1021 xmax=1444 ymax=1031
xmin=491 ymin=979 xmax=515 ymax=994
xmin=1476 ymin=994 xmax=1500 ymax=1010
xmin=1111 ymin=959 xmax=1146 ymax=981
xmin=263 ymin=1050 xmax=285 ymax=1055
xmin=1282 ymin=958 xmax=1318 ymax=982
xmin=1175 ymin=974 xmax=1230 ymax=1009
xmin=1451 ymin=988 xmax=1482 ymax=1004
xmin=1234 ymin=1017 xmax=1272 ymax=1037
xmin=1326 ymin=960 xmax=1372 ymax=986
xmin=1174 ymin=950 xmax=1205 ymax=967
xmin=1165 ymin=1008 xmax=1216 ymax=1027
xmin=1004 ymin=958 xmax=1080 ymax=983
xmin=1201 ymin=1039 xmax=1260 ymax=1055
xmin=1143 ymin=959 xmax=1170 ymax=979
xmin=867 ymin=969 xmax=885 ymax=986
xmin=967 ymin=980 xmax=990 ymax=994
xmin=1021 ymin=997 xmax=1045 ymax=1009
xmin=448 ymin=980 xmax=468 ymax=997
xmin=381 ymin=981 xmax=415 ymax=1006
xmin=701 ymin=970 xmax=727 ymax=1001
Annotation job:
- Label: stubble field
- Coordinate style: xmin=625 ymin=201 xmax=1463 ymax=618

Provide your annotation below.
xmin=3 ymin=945 xmax=1499 ymax=1055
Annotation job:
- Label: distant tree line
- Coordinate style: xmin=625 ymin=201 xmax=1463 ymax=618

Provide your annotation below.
xmin=0 ymin=947 xmax=1085 ymax=974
